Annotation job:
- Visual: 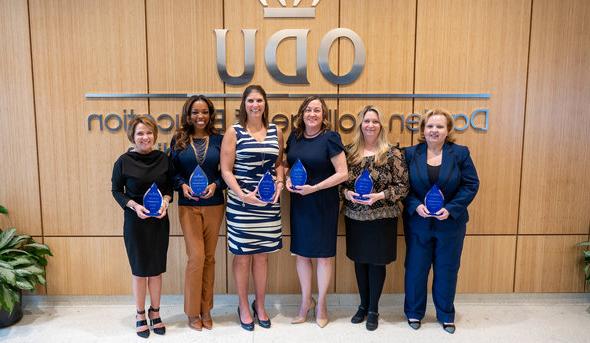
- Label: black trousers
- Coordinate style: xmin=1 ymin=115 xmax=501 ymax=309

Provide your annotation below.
xmin=354 ymin=262 xmax=386 ymax=313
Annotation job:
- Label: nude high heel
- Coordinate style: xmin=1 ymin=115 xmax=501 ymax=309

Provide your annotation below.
xmin=291 ymin=297 xmax=316 ymax=324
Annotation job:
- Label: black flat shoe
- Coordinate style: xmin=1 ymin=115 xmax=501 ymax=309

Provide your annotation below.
xmin=442 ymin=322 xmax=456 ymax=334
xmin=148 ymin=306 xmax=166 ymax=335
xmin=350 ymin=306 xmax=367 ymax=324
xmin=366 ymin=311 xmax=379 ymax=331
xmin=136 ymin=309 xmax=150 ymax=339
xmin=252 ymin=300 xmax=271 ymax=328
xmin=407 ymin=319 xmax=421 ymax=330
xmin=237 ymin=307 xmax=254 ymax=331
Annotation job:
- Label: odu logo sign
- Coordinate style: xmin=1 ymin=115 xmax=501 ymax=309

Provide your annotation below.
xmin=85 ymin=0 xmax=490 ymax=135
xmin=215 ymin=0 xmax=365 ymax=85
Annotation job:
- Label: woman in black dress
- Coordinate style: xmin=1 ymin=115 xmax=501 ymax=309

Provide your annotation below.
xmin=285 ymin=96 xmax=348 ymax=328
xmin=341 ymin=106 xmax=409 ymax=331
xmin=111 ymin=116 xmax=173 ymax=338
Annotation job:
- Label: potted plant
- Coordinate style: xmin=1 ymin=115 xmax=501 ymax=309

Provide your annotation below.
xmin=578 ymin=240 xmax=590 ymax=284
xmin=0 ymin=205 xmax=52 ymax=327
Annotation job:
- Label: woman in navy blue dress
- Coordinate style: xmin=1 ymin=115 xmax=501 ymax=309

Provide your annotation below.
xmin=220 ymin=85 xmax=284 ymax=331
xmin=285 ymin=96 xmax=348 ymax=328
xmin=403 ymin=108 xmax=479 ymax=334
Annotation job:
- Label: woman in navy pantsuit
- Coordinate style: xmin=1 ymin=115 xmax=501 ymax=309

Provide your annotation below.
xmin=403 ymin=108 xmax=479 ymax=334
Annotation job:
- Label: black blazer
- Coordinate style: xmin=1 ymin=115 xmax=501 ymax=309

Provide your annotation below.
xmin=404 ymin=142 xmax=479 ymax=233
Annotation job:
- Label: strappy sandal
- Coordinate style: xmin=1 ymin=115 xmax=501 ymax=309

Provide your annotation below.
xmin=148 ymin=306 xmax=166 ymax=335
xmin=135 ymin=309 xmax=150 ymax=338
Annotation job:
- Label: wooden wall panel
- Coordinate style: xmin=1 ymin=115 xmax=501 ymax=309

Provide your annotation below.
xmin=414 ymin=0 xmax=531 ymax=234
xmin=227 ymin=238 xmax=335 ymax=294
xmin=339 ymin=0 xmax=416 ymax=147
xmin=515 ymin=235 xmax=587 ymax=292
xmin=163 ymin=236 xmax=227 ymax=294
xmin=45 ymin=236 xmax=226 ymax=295
xmin=336 ymin=235 xmax=515 ymax=294
xmin=45 ymin=237 xmax=131 ymax=295
xmin=519 ymin=0 xmax=590 ymax=234
xmin=29 ymin=0 xmax=149 ymax=236
xmin=0 ymin=0 xmax=42 ymax=236
xmin=457 ymin=236 xmax=516 ymax=292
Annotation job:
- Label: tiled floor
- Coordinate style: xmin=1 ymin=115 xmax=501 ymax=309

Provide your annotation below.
xmin=1 ymin=293 xmax=589 ymax=342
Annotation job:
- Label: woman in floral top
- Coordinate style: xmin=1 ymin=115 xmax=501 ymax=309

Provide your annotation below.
xmin=341 ymin=105 xmax=409 ymax=331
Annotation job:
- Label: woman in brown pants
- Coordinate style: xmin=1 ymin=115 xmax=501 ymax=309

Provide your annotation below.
xmin=170 ymin=95 xmax=225 ymax=330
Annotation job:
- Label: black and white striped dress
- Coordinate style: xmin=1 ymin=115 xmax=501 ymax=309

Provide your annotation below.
xmin=226 ymin=123 xmax=282 ymax=255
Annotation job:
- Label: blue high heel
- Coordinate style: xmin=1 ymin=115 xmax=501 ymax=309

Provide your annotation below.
xmin=237 ymin=307 xmax=254 ymax=331
xmin=252 ymin=300 xmax=271 ymax=328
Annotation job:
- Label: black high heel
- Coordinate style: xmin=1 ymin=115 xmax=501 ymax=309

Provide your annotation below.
xmin=442 ymin=322 xmax=456 ymax=334
xmin=252 ymin=300 xmax=271 ymax=328
xmin=366 ymin=311 xmax=379 ymax=331
xmin=237 ymin=307 xmax=254 ymax=331
xmin=351 ymin=306 xmax=367 ymax=324
xmin=148 ymin=306 xmax=166 ymax=335
xmin=407 ymin=319 xmax=421 ymax=330
xmin=135 ymin=309 xmax=150 ymax=339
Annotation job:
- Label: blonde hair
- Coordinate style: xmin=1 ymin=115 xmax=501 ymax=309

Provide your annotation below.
xmin=347 ymin=106 xmax=390 ymax=167
xmin=418 ymin=108 xmax=455 ymax=143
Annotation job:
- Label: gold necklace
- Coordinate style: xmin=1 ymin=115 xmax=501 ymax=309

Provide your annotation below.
xmin=190 ymin=136 xmax=209 ymax=165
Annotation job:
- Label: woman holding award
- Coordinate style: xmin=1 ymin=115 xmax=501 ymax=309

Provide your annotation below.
xmin=220 ymin=85 xmax=284 ymax=331
xmin=403 ymin=108 xmax=479 ymax=334
xmin=341 ymin=106 xmax=409 ymax=331
xmin=111 ymin=115 xmax=173 ymax=338
xmin=169 ymin=95 xmax=225 ymax=331
xmin=285 ymin=96 xmax=348 ymax=328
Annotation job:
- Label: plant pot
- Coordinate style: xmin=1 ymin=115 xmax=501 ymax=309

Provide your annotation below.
xmin=0 ymin=291 xmax=23 ymax=328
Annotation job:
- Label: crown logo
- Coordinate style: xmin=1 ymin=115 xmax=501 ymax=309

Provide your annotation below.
xmin=259 ymin=0 xmax=320 ymax=18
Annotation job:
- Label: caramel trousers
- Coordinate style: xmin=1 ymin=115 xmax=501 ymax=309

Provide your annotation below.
xmin=178 ymin=204 xmax=224 ymax=317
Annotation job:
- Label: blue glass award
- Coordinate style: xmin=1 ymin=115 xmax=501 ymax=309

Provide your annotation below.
xmin=257 ymin=171 xmax=276 ymax=203
xmin=189 ymin=165 xmax=209 ymax=196
xmin=143 ymin=182 xmax=163 ymax=217
xmin=290 ymin=158 xmax=307 ymax=190
xmin=354 ymin=169 xmax=373 ymax=201
xmin=424 ymin=184 xmax=444 ymax=215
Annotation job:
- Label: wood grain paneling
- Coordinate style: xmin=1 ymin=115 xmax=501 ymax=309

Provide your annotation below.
xmin=519 ymin=0 xmax=590 ymax=234
xmin=164 ymin=236 xmax=227 ymax=294
xmin=45 ymin=237 xmax=131 ymax=295
xmin=457 ymin=236 xmax=516 ymax=293
xmin=227 ymin=238 xmax=335 ymax=294
xmin=515 ymin=235 xmax=587 ymax=292
xmin=45 ymin=236 xmax=226 ymax=295
xmin=29 ymin=0 xmax=149 ymax=236
xmin=415 ymin=0 xmax=531 ymax=234
xmin=0 ymin=0 xmax=42 ymax=236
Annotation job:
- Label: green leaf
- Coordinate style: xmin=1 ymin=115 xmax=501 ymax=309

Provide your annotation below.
xmin=24 ymin=243 xmax=52 ymax=256
xmin=0 ymin=282 xmax=17 ymax=313
xmin=14 ymin=268 xmax=34 ymax=277
xmin=0 ymin=265 xmax=16 ymax=286
xmin=7 ymin=235 xmax=31 ymax=249
xmin=577 ymin=241 xmax=590 ymax=247
xmin=0 ymin=206 xmax=7 ymax=215
xmin=36 ymin=274 xmax=46 ymax=285
xmin=20 ymin=264 xmax=44 ymax=275
xmin=6 ymin=256 xmax=33 ymax=267
xmin=15 ymin=279 xmax=34 ymax=290
xmin=0 ymin=228 xmax=17 ymax=250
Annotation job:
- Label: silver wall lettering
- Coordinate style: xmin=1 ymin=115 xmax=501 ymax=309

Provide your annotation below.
xmin=265 ymin=29 xmax=310 ymax=84
xmin=215 ymin=29 xmax=257 ymax=85
xmin=318 ymin=28 xmax=366 ymax=85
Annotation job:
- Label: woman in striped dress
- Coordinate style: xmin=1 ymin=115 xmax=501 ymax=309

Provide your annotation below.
xmin=220 ymin=85 xmax=284 ymax=331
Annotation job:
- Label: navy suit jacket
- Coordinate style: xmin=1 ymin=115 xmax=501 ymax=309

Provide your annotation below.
xmin=404 ymin=142 xmax=479 ymax=233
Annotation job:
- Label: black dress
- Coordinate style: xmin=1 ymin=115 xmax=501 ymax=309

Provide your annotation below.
xmin=111 ymin=150 xmax=173 ymax=277
xmin=286 ymin=131 xmax=344 ymax=258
